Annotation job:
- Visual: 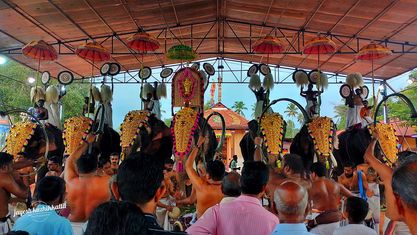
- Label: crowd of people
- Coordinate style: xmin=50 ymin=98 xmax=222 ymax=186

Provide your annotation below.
xmin=0 ymin=129 xmax=417 ymax=235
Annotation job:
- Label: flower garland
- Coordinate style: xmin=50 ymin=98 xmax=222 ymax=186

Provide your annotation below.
xmin=5 ymin=122 xmax=37 ymax=158
xmin=120 ymin=110 xmax=150 ymax=148
xmin=307 ymin=117 xmax=334 ymax=158
xmin=63 ymin=116 xmax=93 ymax=155
xmin=177 ymin=68 xmax=197 ymax=102
xmin=368 ymin=123 xmax=398 ymax=166
xmin=260 ymin=113 xmax=285 ymax=156
xmin=171 ymin=107 xmax=200 ymax=157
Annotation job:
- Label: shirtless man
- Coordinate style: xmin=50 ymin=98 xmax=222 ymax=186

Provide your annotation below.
xmin=64 ymin=134 xmax=111 ymax=231
xmin=109 ymin=153 xmax=120 ymax=174
xmin=338 ymin=162 xmax=370 ymax=198
xmin=185 ymin=135 xmax=225 ymax=219
xmin=45 ymin=156 xmax=62 ymax=177
xmin=308 ymin=162 xmax=353 ymax=234
xmin=0 ymin=153 xmax=29 ymax=234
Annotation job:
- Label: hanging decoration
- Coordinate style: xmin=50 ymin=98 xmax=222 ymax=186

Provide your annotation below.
xmin=307 ymin=117 xmax=337 ymax=167
xmin=210 ymin=82 xmax=216 ymax=107
xmin=260 ymin=113 xmax=286 ymax=156
xmin=63 ymin=116 xmax=93 ymax=156
xmin=368 ymin=123 xmax=398 ymax=167
xmin=172 ymin=67 xmax=204 ymax=108
xmin=166 ymin=45 xmax=197 ymax=61
xmin=22 ymin=40 xmax=58 ymax=61
xmin=76 ymin=42 xmax=110 ymax=62
xmin=5 ymin=122 xmax=37 ymax=158
xmin=217 ymin=77 xmax=223 ymax=103
xmin=127 ymin=32 xmax=160 ymax=52
xmin=171 ymin=107 xmax=200 ymax=157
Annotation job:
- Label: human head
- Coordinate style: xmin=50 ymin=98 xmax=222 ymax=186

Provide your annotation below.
xmin=310 ymin=162 xmax=327 ymax=180
xmin=76 ymin=154 xmax=98 ymax=174
xmin=205 ymin=160 xmax=225 ymax=182
xmin=232 ymin=155 xmax=238 ymax=161
xmin=47 ymin=156 xmax=62 ymax=172
xmin=84 ymin=201 xmax=147 ymax=235
xmin=99 ymin=157 xmax=113 ymax=176
xmin=282 ymin=154 xmax=304 ymax=176
xmin=110 ymin=153 xmax=120 ymax=165
xmin=112 ymin=152 xmax=165 ymax=211
xmin=345 ymin=196 xmax=369 ymax=224
xmin=343 ymin=162 xmax=354 ymax=178
xmin=35 ymin=176 xmax=66 ymax=205
xmin=274 ymin=181 xmax=309 ymax=223
xmin=0 ymin=152 xmax=13 ymax=173
xmin=222 ymin=172 xmax=241 ymax=197
xmin=392 ymin=158 xmax=417 ymax=221
xmin=164 ymin=158 xmax=174 ymax=173
xmin=240 ymin=161 xmax=269 ymax=196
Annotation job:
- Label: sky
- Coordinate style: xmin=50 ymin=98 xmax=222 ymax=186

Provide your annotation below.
xmin=109 ymin=60 xmax=411 ymax=130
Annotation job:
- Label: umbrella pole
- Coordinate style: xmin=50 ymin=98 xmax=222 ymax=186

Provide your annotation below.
xmin=88 ymin=62 xmax=94 ymax=116
xmin=372 ymin=59 xmax=376 ymax=113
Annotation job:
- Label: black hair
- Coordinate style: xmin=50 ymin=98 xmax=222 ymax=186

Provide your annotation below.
xmin=396 ymin=151 xmax=417 ymax=167
xmin=76 ymin=154 xmax=98 ymax=174
xmin=116 ymin=152 xmax=164 ymax=205
xmin=110 ymin=153 xmax=120 ymax=158
xmin=240 ymin=161 xmax=269 ymax=195
xmin=232 ymin=155 xmax=238 ymax=160
xmin=35 ymin=176 xmax=66 ymax=204
xmin=283 ymin=154 xmax=304 ymax=174
xmin=392 ymin=159 xmax=417 ymax=209
xmin=346 ymin=196 xmax=368 ymax=223
xmin=222 ymin=172 xmax=241 ymax=197
xmin=98 ymin=156 xmax=111 ymax=168
xmin=0 ymin=152 xmax=13 ymax=168
xmin=164 ymin=158 xmax=174 ymax=165
xmin=6 ymin=232 xmax=29 ymax=235
xmin=84 ymin=201 xmax=147 ymax=235
xmin=48 ymin=156 xmax=62 ymax=166
xmin=344 ymin=161 xmax=354 ymax=168
xmin=310 ymin=162 xmax=327 ymax=177
xmin=206 ymin=160 xmax=225 ymax=181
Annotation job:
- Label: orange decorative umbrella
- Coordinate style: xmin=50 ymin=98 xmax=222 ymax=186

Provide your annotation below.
xmin=22 ymin=40 xmax=58 ymax=61
xmin=303 ymin=36 xmax=336 ymax=55
xmin=76 ymin=42 xmax=110 ymax=62
xmin=356 ymin=42 xmax=392 ymax=108
xmin=127 ymin=32 xmax=160 ymax=53
xmin=253 ymin=35 xmax=284 ymax=54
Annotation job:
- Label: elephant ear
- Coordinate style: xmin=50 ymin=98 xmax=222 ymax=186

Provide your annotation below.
xmin=30 ymin=86 xmax=46 ymax=103
xmin=91 ymin=86 xmax=102 ymax=103
xmin=46 ymin=85 xmax=60 ymax=104
xmin=100 ymin=84 xmax=113 ymax=103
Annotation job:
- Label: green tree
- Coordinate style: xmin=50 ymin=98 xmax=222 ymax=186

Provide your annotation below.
xmin=204 ymin=101 xmax=212 ymax=110
xmin=284 ymin=103 xmax=298 ymax=119
xmin=232 ymin=101 xmax=247 ymax=117
xmin=383 ymin=82 xmax=417 ymax=125
xmin=333 ymin=102 xmax=348 ymax=130
xmin=297 ymin=113 xmax=305 ymax=126
xmin=285 ymin=119 xmax=300 ymax=139
xmin=61 ymin=84 xmax=90 ymax=120
xmin=251 ymin=103 xmax=256 ymax=119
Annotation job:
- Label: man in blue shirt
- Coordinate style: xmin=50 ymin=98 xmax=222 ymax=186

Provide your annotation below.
xmin=13 ymin=176 xmax=73 ymax=235
xmin=270 ymin=181 xmax=313 ymax=235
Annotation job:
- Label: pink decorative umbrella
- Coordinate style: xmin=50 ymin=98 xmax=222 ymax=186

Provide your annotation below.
xmin=253 ymin=35 xmax=285 ymax=64
xmin=76 ymin=42 xmax=110 ymax=63
xmin=127 ymin=32 xmax=160 ymax=53
xmin=303 ymin=36 xmax=336 ymax=55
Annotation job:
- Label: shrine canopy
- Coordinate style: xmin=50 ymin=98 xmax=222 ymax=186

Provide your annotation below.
xmin=204 ymin=103 xmax=248 ymax=130
xmin=1 ymin=0 xmax=417 ymax=81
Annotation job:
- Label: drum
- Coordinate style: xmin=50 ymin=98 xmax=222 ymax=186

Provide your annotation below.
xmin=172 ymin=213 xmax=194 ymax=232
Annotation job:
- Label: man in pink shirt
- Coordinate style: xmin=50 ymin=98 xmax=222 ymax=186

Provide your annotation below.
xmin=186 ymin=161 xmax=279 ymax=235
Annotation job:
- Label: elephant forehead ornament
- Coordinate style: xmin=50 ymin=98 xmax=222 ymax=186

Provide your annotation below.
xmin=63 ymin=116 xmax=93 ymax=156
xmin=172 ymin=67 xmax=204 ymax=108
xmin=5 ymin=122 xmax=37 ymax=158
xmin=307 ymin=117 xmax=337 ymax=167
xmin=120 ymin=110 xmax=150 ymax=148
xmin=171 ymin=107 xmax=200 ymax=157
xmin=260 ymin=113 xmax=286 ymax=156
xmin=368 ymin=123 xmax=398 ymax=166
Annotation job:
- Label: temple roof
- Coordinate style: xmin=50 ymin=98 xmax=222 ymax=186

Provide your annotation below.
xmin=204 ymin=102 xmax=248 ymax=130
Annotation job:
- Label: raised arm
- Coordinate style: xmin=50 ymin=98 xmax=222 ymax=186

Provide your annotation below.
xmin=176 ymin=187 xmax=197 ymax=206
xmin=64 ymin=134 xmax=96 ymax=182
xmin=364 ymin=131 xmax=401 ymax=221
xmin=185 ymin=136 xmax=206 ymax=190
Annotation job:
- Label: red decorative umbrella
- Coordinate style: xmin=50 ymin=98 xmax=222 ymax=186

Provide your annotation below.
xmin=76 ymin=42 xmax=110 ymax=63
xmin=22 ymin=40 xmax=58 ymax=86
xmin=22 ymin=40 xmax=58 ymax=61
xmin=127 ymin=32 xmax=160 ymax=53
xmin=252 ymin=35 xmax=284 ymax=64
xmin=356 ymin=42 xmax=392 ymax=108
xmin=253 ymin=35 xmax=284 ymax=54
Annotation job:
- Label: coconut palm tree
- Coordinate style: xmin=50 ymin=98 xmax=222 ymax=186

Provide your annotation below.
xmin=232 ymin=101 xmax=247 ymax=117
xmin=297 ymin=113 xmax=305 ymax=126
xmin=333 ymin=102 xmax=348 ymax=130
xmin=284 ymin=103 xmax=299 ymax=120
